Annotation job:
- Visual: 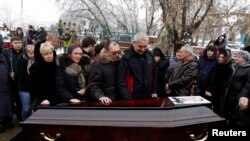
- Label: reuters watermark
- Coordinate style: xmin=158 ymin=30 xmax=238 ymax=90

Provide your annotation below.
xmin=212 ymin=129 xmax=247 ymax=137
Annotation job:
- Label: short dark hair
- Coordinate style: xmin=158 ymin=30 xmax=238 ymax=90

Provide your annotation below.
xmin=95 ymin=42 xmax=105 ymax=55
xmin=103 ymin=40 xmax=119 ymax=50
xmin=11 ymin=36 xmax=21 ymax=42
xmin=81 ymin=37 xmax=96 ymax=48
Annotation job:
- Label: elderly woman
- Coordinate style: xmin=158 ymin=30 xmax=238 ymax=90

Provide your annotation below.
xmin=56 ymin=45 xmax=90 ymax=104
xmin=29 ymin=41 xmax=57 ymax=111
xmin=224 ymin=50 xmax=250 ymax=129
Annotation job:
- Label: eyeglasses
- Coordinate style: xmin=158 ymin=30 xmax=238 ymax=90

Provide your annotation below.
xmin=110 ymin=51 xmax=121 ymax=55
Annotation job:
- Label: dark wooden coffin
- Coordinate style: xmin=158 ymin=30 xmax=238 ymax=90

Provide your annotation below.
xmin=20 ymin=99 xmax=225 ymax=141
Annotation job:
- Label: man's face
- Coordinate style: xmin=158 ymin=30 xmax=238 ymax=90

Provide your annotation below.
xmin=89 ymin=44 xmax=95 ymax=53
xmin=133 ymin=41 xmax=148 ymax=55
xmin=207 ymin=50 xmax=215 ymax=58
xmin=178 ymin=47 xmax=188 ymax=60
xmin=12 ymin=40 xmax=22 ymax=51
xmin=108 ymin=43 xmax=121 ymax=62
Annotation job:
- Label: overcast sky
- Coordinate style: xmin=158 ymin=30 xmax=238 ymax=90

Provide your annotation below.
xmin=0 ymin=0 xmax=62 ymax=28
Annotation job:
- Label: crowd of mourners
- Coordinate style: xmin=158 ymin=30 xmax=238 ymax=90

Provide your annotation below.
xmin=0 ymin=24 xmax=250 ymax=133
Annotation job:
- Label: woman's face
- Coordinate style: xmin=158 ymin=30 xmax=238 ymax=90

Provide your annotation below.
xmin=26 ymin=50 xmax=34 ymax=59
xmin=218 ymin=54 xmax=225 ymax=64
xmin=218 ymin=36 xmax=224 ymax=43
xmin=17 ymin=29 xmax=23 ymax=34
xmin=176 ymin=50 xmax=181 ymax=59
xmin=41 ymin=49 xmax=54 ymax=62
xmin=154 ymin=56 xmax=161 ymax=62
xmin=235 ymin=54 xmax=245 ymax=65
xmin=69 ymin=47 xmax=83 ymax=63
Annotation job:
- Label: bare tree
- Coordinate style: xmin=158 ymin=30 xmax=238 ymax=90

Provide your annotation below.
xmin=158 ymin=0 xmax=214 ymax=53
xmin=57 ymin=0 xmax=160 ymax=35
xmin=143 ymin=0 xmax=160 ymax=34
xmin=57 ymin=0 xmax=112 ymax=37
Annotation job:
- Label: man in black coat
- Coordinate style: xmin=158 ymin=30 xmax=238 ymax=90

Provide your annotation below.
xmin=88 ymin=41 xmax=121 ymax=104
xmin=2 ymin=36 xmax=23 ymax=121
xmin=118 ymin=32 xmax=157 ymax=99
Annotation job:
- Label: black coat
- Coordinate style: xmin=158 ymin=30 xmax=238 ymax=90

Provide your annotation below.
xmin=15 ymin=54 xmax=32 ymax=91
xmin=2 ymin=48 xmax=23 ymax=74
xmin=29 ymin=41 xmax=57 ymax=108
xmin=225 ymin=63 xmax=250 ymax=125
xmin=29 ymin=60 xmax=57 ymax=106
xmin=156 ymin=59 xmax=169 ymax=97
xmin=205 ymin=61 xmax=234 ymax=116
xmin=118 ymin=47 xmax=157 ymax=99
xmin=0 ymin=55 xmax=14 ymax=118
xmin=88 ymin=59 xmax=120 ymax=101
xmin=56 ymin=54 xmax=90 ymax=103
xmin=196 ymin=56 xmax=217 ymax=89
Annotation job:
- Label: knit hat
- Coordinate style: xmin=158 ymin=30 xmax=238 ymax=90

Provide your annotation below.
xmin=237 ymin=50 xmax=250 ymax=62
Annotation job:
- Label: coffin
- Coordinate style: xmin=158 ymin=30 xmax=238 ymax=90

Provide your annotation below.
xmin=20 ymin=98 xmax=225 ymax=141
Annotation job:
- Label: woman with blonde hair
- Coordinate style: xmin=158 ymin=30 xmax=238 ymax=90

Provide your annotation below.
xmin=29 ymin=41 xmax=58 ymax=111
xmin=16 ymin=45 xmax=35 ymax=121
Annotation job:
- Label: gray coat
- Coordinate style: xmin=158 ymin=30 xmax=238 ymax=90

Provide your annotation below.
xmin=168 ymin=60 xmax=198 ymax=96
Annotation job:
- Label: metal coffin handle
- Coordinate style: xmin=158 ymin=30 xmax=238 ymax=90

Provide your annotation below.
xmin=40 ymin=132 xmax=62 ymax=141
xmin=189 ymin=132 xmax=208 ymax=141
